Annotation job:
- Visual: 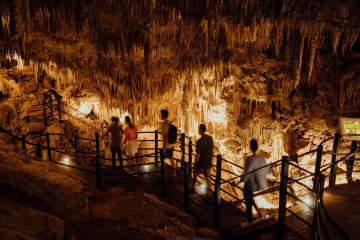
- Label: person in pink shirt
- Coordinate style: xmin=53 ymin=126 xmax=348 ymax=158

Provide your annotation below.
xmin=122 ymin=116 xmax=138 ymax=173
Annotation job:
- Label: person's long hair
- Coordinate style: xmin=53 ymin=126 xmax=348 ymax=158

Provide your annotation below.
xmin=125 ymin=116 xmax=134 ymax=129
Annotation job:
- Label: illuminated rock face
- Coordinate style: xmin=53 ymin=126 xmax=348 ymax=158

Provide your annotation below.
xmin=1 ymin=0 xmax=360 ymax=209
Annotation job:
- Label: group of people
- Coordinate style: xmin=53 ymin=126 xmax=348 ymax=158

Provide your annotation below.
xmin=102 ymin=115 xmax=138 ymax=173
xmin=103 ymin=109 xmax=273 ymax=223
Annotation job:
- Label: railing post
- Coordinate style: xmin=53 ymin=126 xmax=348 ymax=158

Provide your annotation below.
xmin=188 ymin=140 xmax=193 ymax=175
xmin=57 ymin=98 xmax=62 ymax=119
xmin=311 ymin=173 xmax=322 ymax=240
xmin=21 ymin=135 xmax=27 ymax=152
xmin=346 ymin=140 xmax=358 ymax=184
xmin=160 ymin=149 xmax=166 ymax=192
xmin=95 ymin=132 xmax=102 ymax=189
xmin=155 ymin=130 xmax=158 ymax=165
xmin=135 ymin=153 xmax=138 ymax=166
xmin=313 ymin=145 xmax=323 ymax=192
xmin=277 ymin=156 xmax=289 ymax=240
xmin=184 ymin=162 xmax=190 ymax=213
xmin=49 ymin=97 xmax=54 ymax=117
xmin=46 ymin=132 xmax=52 ymax=162
xmin=36 ymin=141 xmax=42 ymax=158
xmin=42 ymin=101 xmax=47 ymax=126
xmin=74 ymin=134 xmax=79 ymax=164
xmin=181 ymin=133 xmax=185 ymax=170
xmin=214 ymin=154 xmax=222 ymax=229
xmin=329 ymin=133 xmax=340 ymax=187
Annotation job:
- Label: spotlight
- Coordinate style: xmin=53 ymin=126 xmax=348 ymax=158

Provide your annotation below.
xmin=201 ymin=184 xmax=206 ymax=189
xmin=304 ymin=197 xmax=312 ymax=206
xmin=265 ymin=215 xmax=269 ymax=218
xmin=63 ymin=156 xmax=70 ymax=164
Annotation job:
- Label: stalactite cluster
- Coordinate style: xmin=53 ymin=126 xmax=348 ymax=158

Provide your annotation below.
xmin=1 ymin=0 xmax=359 ymax=114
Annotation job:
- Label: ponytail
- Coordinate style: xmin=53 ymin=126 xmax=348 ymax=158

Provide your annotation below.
xmin=125 ymin=116 xmax=134 ymax=129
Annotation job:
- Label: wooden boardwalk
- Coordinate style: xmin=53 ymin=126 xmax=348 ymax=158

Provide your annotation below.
xmin=285 ymin=183 xmax=360 ymax=239
xmin=52 ymin=157 xmax=255 ymax=236
xmin=51 ymin=156 xmax=360 ymax=239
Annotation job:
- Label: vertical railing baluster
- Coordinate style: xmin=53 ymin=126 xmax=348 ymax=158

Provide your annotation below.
xmin=313 ymin=145 xmax=323 ymax=192
xmin=181 ymin=133 xmax=185 ymax=170
xmin=57 ymin=98 xmax=62 ymax=119
xmin=155 ymin=130 xmax=158 ymax=165
xmin=135 ymin=153 xmax=138 ymax=166
xmin=74 ymin=134 xmax=79 ymax=164
xmin=311 ymin=174 xmax=321 ymax=240
xmin=188 ymin=140 xmax=192 ymax=175
xmin=49 ymin=97 xmax=54 ymax=117
xmin=329 ymin=133 xmax=340 ymax=187
xmin=160 ymin=149 xmax=166 ymax=193
xmin=95 ymin=133 xmax=102 ymax=189
xmin=184 ymin=162 xmax=190 ymax=213
xmin=214 ymin=154 xmax=222 ymax=229
xmin=276 ymin=156 xmax=289 ymax=240
xmin=346 ymin=140 xmax=357 ymax=184
xmin=36 ymin=141 xmax=42 ymax=158
xmin=46 ymin=132 xmax=52 ymax=162
xmin=42 ymin=101 xmax=47 ymax=126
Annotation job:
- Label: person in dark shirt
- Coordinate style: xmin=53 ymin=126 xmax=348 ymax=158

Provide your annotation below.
xmin=102 ymin=116 xmax=123 ymax=166
xmin=190 ymin=124 xmax=213 ymax=200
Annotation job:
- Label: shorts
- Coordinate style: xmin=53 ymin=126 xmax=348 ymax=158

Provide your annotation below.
xmin=161 ymin=148 xmax=174 ymax=160
xmin=126 ymin=140 xmax=138 ymax=156
xmin=194 ymin=167 xmax=212 ymax=178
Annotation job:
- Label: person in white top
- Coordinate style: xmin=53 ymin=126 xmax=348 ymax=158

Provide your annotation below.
xmin=240 ymin=139 xmax=273 ymax=223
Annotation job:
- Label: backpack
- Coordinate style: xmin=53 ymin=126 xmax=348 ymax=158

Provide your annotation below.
xmin=167 ymin=123 xmax=177 ymax=144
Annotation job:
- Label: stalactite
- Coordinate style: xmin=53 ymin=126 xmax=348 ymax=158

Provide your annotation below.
xmin=308 ymin=34 xmax=318 ymax=85
xmin=293 ymin=31 xmax=305 ymax=89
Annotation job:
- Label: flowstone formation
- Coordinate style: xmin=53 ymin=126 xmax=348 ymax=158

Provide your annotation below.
xmin=1 ymin=0 xmax=360 ymax=209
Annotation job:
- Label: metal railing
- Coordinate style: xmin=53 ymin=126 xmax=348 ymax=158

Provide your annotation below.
xmin=7 ymin=95 xmax=360 ymax=236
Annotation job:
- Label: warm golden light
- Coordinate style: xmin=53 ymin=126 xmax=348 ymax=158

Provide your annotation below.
xmin=63 ymin=156 xmax=70 ymax=164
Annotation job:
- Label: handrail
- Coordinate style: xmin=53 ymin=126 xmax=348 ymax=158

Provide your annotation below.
xmin=285 ymin=176 xmax=313 ymax=192
xmin=320 ymin=151 xmax=357 ymax=173
xmin=221 ymin=159 xmax=281 ymax=185
xmin=2 ymin=107 xmax=359 ymax=238
xmin=287 ymin=192 xmax=315 ymax=212
xmin=287 ymin=161 xmax=315 ymax=176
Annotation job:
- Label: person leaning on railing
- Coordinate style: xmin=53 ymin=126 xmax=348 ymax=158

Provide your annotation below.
xmin=240 ymin=139 xmax=274 ymax=223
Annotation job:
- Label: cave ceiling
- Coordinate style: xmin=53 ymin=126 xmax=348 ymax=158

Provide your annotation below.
xmin=1 ymin=0 xmax=360 ymax=115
